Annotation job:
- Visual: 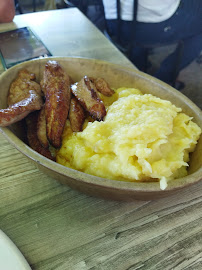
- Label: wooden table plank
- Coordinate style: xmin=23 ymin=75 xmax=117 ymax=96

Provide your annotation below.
xmin=0 ymin=8 xmax=134 ymax=74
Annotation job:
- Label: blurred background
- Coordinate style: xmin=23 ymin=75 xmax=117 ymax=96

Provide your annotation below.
xmin=15 ymin=0 xmax=202 ymax=108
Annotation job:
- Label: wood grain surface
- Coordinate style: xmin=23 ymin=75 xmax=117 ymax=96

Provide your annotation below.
xmin=0 ymin=8 xmax=202 ymax=270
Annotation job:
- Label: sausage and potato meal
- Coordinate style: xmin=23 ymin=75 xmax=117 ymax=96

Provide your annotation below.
xmin=0 ymin=60 xmax=201 ymax=190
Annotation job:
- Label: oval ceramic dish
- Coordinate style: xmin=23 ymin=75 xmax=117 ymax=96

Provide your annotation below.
xmin=0 ymin=57 xmax=201 ymax=200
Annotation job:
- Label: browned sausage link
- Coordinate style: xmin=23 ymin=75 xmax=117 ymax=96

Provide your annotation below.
xmin=69 ymin=96 xmax=86 ymax=132
xmin=71 ymin=76 xmax=106 ymax=121
xmin=8 ymin=69 xmax=42 ymax=106
xmin=0 ymin=90 xmax=43 ymax=127
xmin=42 ymin=60 xmax=71 ymax=148
xmin=26 ymin=111 xmax=56 ymax=161
xmin=37 ymin=105 xmax=49 ymax=148
xmin=90 ymin=77 xmax=115 ymax=97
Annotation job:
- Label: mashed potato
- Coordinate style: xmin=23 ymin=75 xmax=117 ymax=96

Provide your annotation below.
xmin=56 ymin=88 xmax=201 ymax=190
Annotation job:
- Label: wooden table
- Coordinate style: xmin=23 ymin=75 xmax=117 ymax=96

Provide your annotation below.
xmin=0 ymin=8 xmax=202 ymax=270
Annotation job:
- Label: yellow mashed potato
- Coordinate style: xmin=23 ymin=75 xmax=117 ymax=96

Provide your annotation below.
xmin=56 ymin=88 xmax=201 ymax=190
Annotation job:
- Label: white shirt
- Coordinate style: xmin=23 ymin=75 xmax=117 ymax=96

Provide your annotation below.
xmin=102 ymin=0 xmax=181 ymax=23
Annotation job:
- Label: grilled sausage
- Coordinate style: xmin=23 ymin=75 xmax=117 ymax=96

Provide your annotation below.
xmin=0 ymin=90 xmax=43 ymax=127
xmin=71 ymin=76 xmax=106 ymax=121
xmin=41 ymin=60 xmax=71 ymax=148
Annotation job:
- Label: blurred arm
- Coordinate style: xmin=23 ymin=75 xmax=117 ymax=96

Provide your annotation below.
xmin=0 ymin=0 xmax=15 ymax=23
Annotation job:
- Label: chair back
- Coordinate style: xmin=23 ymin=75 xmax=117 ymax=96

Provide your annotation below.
xmin=103 ymin=0 xmax=138 ymax=59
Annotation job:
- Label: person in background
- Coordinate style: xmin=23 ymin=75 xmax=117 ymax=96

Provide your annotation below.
xmin=0 ymin=0 xmax=15 ymax=23
xmin=102 ymin=0 xmax=202 ymax=89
